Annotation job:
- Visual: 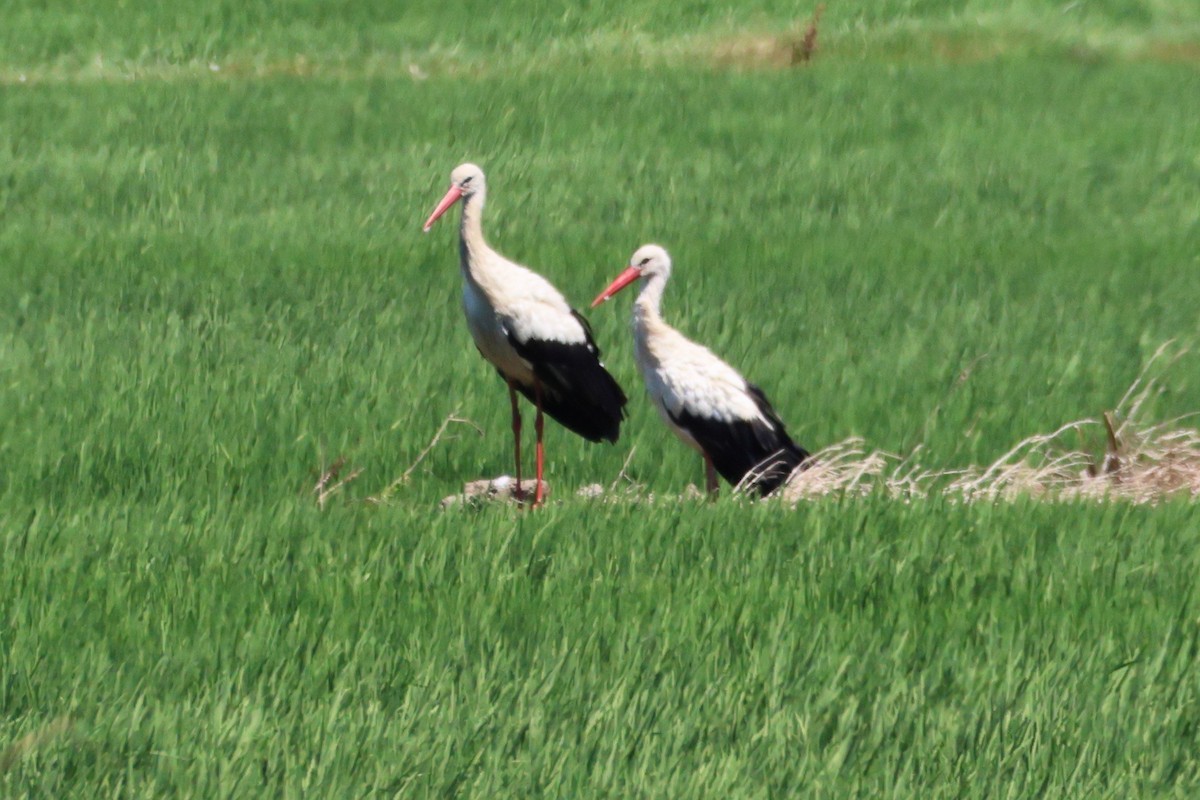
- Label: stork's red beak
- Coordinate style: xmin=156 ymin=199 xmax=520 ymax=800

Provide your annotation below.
xmin=591 ymin=266 xmax=642 ymax=308
xmin=422 ymin=185 xmax=463 ymax=232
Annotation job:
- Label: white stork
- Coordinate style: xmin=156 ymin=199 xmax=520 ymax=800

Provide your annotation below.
xmin=423 ymin=163 xmax=627 ymax=506
xmin=592 ymin=244 xmax=809 ymax=497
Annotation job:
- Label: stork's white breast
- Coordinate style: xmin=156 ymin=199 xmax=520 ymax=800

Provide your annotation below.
xmin=461 ymin=255 xmax=587 ymax=382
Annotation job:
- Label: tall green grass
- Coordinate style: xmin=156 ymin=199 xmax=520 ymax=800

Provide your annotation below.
xmin=5 ymin=499 xmax=1200 ymax=795
xmin=2 ymin=1 xmax=1200 ymax=796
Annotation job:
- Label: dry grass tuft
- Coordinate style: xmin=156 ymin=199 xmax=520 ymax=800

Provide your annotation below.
xmin=368 ymin=411 xmax=482 ymax=505
xmin=1138 ymin=40 xmax=1200 ymax=65
xmin=946 ymin=346 xmax=1200 ymax=504
xmin=312 ymin=455 xmax=363 ymax=510
xmin=310 ymin=410 xmax=483 ymax=509
xmin=771 ymin=345 xmax=1200 ymax=506
xmin=947 ymin=401 xmax=1200 ymax=505
xmin=797 ymin=4 xmax=825 ymax=64
xmin=769 ymin=438 xmax=931 ymax=502
xmin=708 ymin=33 xmax=801 ymax=69
xmin=709 ymin=5 xmax=824 ymax=69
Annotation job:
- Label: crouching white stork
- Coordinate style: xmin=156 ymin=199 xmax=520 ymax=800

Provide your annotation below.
xmin=592 ymin=244 xmax=809 ymax=497
xmin=423 ymin=163 xmax=627 ymax=506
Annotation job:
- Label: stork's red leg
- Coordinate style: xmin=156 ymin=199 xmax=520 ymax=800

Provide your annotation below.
xmin=533 ymin=376 xmax=546 ymax=507
xmin=703 ymin=454 xmax=719 ymax=498
xmin=507 ymin=381 xmax=525 ymax=503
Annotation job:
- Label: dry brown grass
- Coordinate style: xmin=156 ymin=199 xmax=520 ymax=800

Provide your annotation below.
xmin=946 ymin=381 xmax=1200 ymax=505
xmin=1137 ymin=39 xmax=1200 ymax=64
xmin=772 ymin=347 xmax=1200 ymax=506
xmin=798 ymin=4 xmax=825 ymax=64
xmin=755 ymin=437 xmax=934 ymax=502
xmin=311 ymin=454 xmax=362 ymax=510
xmin=946 ymin=415 xmax=1200 ymax=503
xmin=310 ymin=410 xmax=482 ymax=509
xmin=368 ymin=411 xmax=482 ymax=505
xmin=709 ymin=6 xmax=824 ymax=70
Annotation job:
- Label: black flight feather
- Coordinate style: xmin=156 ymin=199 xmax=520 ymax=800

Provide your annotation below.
xmin=668 ymin=381 xmax=809 ymax=496
xmin=503 ymin=309 xmax=627 ymax=444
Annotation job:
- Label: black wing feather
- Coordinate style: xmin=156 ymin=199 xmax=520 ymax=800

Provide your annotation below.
xmin=668 ymin=382 xmax=809 ymax=496
xmin=503 ymin=310 xmax=627 ymax=444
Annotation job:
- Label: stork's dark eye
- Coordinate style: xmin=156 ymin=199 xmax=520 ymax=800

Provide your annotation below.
xmin=639 ymin=258 xmax=650 ymax=266
xmin=461 ymin=176 xmax=473 ymax=185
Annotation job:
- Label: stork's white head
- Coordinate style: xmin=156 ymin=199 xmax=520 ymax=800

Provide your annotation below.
xmin=449 ymin=162 xmax=485 ymax=197
xmin=591 ymin=244 xmax=672 ymax=308
xmin=422 ymin=162 xmax=486 ymax=232
xmin=628 ymin=244 xmax=672 ymax=279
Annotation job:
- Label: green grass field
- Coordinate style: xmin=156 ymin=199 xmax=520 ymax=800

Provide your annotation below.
xmin=3 ymin=1 xmax=1200 ymax=795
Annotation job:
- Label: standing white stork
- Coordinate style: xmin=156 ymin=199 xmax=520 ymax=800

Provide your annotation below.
xmin=422 ymin=163 xmax=627 ymax=506
xmin=592 ymin=244 xmax=809 ymax=497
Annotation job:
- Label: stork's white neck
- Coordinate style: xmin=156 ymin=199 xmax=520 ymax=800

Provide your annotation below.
xmin=633 ymin=272 xmax=669 ymax=335
xmin=457 ymin=188 xmax=491 ymax=280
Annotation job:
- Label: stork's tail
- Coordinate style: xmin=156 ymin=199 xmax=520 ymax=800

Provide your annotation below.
xmin=743 ymin=440 xmax=811 ymax=497
xmin=517 ymin=361 xmax=628 ymax=443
